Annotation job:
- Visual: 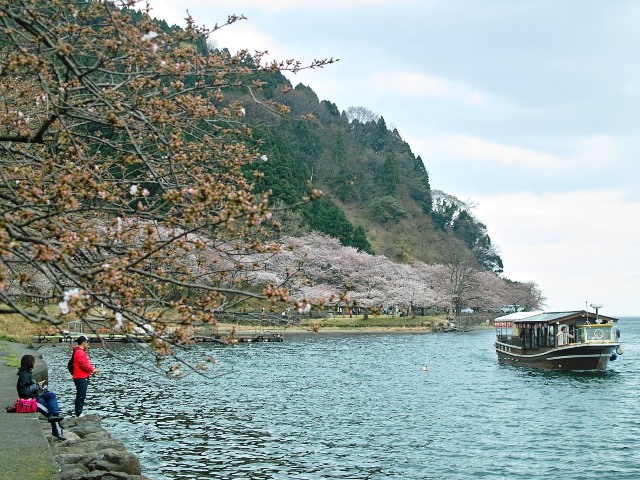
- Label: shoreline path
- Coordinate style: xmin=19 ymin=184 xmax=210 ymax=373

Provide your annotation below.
xmin=0 ymin=340 xmax=58 ymax=480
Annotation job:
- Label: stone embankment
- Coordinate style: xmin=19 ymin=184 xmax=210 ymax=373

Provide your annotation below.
xmin=42 ymin=414 xmax=150 ymax=480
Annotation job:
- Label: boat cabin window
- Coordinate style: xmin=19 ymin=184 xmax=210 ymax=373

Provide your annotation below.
xmin=516 ymin=323 xmax=549 ymax=350
xmin=580 ymin=324 xmax=614 ymax=342
xmin=509 ymin=323 xmax=559 ymax=350
xmin=539 ymin=324 xmax=549 ymax=347
xmin=521 ymin=325 xmax=533 ymax=349
xmin=494 ymin=321 xmax=512 ymax=343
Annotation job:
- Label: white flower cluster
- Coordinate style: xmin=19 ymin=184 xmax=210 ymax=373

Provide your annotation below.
xmin=129 ymin=184 xmax=150 ymax=197
xmin=140 ymin=31 xmax=159 ymax=55
xmin=141 ymin=31 xmax=158 ymax=42
xmin=298 ymin=303 xmax=312 ymax=314
xmin=58 ymin=288 xmax=83 ymax=315
xmin=133 ymin=323 xmax=154 ymax=335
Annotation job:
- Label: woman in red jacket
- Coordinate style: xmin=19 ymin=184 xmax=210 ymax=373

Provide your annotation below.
xmin=72 ymin=335 xmax=98 ymax=417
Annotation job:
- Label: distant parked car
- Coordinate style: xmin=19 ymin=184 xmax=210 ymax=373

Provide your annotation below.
xmin=501 ymin=305 xmax=524 ymax=313
xmin=460 ymin=307 xmax=474 ymax=314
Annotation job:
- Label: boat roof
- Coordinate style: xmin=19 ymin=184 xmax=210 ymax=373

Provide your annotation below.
xmin=495 ymin=310 xmax=618 ymax=324
xmin=495 ymin=311 xmax=543 ymax=321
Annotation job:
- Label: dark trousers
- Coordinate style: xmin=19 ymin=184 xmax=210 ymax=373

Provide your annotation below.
xmin=36 ymin=391 xmax=61 ymax=417
xmin=73 ymin=378 xmax=89 ymax=416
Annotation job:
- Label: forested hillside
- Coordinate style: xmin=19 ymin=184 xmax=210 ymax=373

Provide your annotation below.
xmin=233 ymin=73 xmax=502 ymax=272
xmin=121 ymin=4 xmax=502 ymax=273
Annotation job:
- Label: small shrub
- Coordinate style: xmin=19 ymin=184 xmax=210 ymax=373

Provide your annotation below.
xmin=370 ymin=196 xmax=407 ymax=223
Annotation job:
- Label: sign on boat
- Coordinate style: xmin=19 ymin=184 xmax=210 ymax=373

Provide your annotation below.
xmin=494 ymin=308 xmax=623 ymax=371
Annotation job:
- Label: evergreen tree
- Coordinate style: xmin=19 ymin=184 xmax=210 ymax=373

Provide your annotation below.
xmin=371 ymin=116 xmax=388 ymax=152
xmin=300 ymin=197 xmax=374 ymax=253
xmin=351 ymin=226 xmax=374 ymax=254
xmin=378 ymin=153 xmax=400 ymax=196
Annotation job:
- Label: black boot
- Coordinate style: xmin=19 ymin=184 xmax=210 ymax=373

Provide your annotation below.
xmin=51 ymin=421 xmax=65 ymax=440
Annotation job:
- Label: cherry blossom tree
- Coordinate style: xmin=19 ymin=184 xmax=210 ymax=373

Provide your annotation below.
xmin=468 ymin=271 xmax=511 ymax=312
xmin=431 ymin=233 xmax=479 ymax=316
xmin=0 ymin=0 xmax=334 ymax=370
xmin=502 ymin=279 xmax=546 ymax=311
xmin=247 ymin=231 xmax=544 ymax=322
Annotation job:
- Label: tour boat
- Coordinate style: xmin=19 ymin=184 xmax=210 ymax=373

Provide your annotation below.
xmin=494 ymin=310 xmax=623 ymax=371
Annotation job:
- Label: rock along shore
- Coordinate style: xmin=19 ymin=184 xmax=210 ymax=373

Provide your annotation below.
xmin=0 ymin=340 xmax=150 ymax=480
xmin=43 ymin=414 xmax=150 ymax=480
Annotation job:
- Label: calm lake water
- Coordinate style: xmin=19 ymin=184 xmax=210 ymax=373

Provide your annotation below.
xmin=41 ymin=317 xmax=640 ymax=480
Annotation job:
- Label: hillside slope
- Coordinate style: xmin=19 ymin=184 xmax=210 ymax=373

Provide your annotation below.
xmin=244 ymin=79 xmax=500 ymax=269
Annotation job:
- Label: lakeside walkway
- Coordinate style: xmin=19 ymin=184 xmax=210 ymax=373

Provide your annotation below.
xmin=0 ymin=340 xmax=58 ymax=480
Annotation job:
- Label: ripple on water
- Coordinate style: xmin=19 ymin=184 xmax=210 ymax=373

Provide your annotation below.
xmin=40 ymin=320 xmax=640 ymax=480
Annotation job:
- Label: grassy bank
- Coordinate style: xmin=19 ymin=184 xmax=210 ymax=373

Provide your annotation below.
xmin=297 ymin=314 xmax=447 ymax=332
xmin=0 ymin=312 xmax=41 ymax=344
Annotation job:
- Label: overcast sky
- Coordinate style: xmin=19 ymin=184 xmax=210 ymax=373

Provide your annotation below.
xmin=150 ymin=0 xmax=639 ymax=317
